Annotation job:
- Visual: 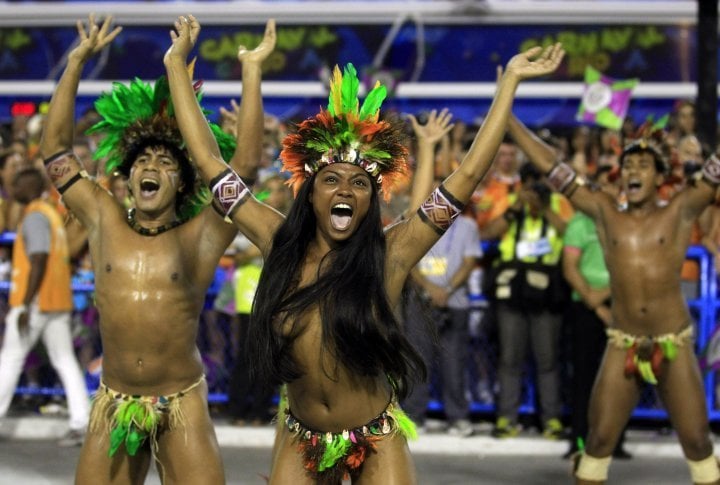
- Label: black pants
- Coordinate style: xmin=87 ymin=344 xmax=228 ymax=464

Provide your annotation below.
xmin=227 ymin=314 xmax=273 ymax=421
xmin=567 ymin=300 xmax=626 ymax=450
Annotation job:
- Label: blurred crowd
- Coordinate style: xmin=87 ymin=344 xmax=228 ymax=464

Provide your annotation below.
xmin=1 ymin=94 xmax=719 ymax=451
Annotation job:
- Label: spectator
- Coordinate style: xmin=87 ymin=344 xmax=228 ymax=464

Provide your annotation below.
xmin=485 ymin=161 xmax=572 ymax=440
xmin=0 ymin=167 xmax=90 ymax=446
xmin=402 ymin=109 xmax=480 ymax=437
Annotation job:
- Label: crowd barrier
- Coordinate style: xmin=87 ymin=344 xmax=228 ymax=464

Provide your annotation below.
xmin=4 ymin=233 xmax=720 ymax=421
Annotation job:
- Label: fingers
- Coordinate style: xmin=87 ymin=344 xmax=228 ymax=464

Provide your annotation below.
xmin=406 ymin=114 xmax=420 ymax=131
xmin=522 ymin=45 xmax=542 ymax=59
xmin=264 ymin=18 xmax=277 ymax=46
xmin=231 ymin=99 xmax=240 ymax=112
xmin=76 ymin=20 xmax=87 ymax=41
xmin=496 ymin=65 xmax=503 ymax=83
xmin=98 ymin=15 xmax=113 ymax=38
xmin=437 ymin=108 xmax=453 ymax=127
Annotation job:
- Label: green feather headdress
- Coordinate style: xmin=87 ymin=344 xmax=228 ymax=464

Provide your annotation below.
xmin=280 ymin=63 xmax=408 ymax=201
xmin=87 ymin=68 xmax=236 ymax=219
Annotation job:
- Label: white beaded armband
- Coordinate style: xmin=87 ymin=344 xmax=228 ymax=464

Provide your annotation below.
xmin=209 ymin=168 xmax=252 ymax=217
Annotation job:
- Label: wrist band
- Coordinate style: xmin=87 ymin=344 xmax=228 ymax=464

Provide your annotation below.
xmin=209 ymin=168 xmax=251 ymax=217
xmin=702 ymin=154 xmax=720 ymax=186
xmin=547 ymin=162 xmax=585 ymax=197
xmin=418 ymin=184 xmax=464 ymax=235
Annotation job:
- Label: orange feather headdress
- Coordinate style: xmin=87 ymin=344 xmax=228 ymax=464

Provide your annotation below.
xmin=280 ymin=63 xmax=408 ymax=201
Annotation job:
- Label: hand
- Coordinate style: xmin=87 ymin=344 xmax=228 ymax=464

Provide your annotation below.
xmin=518 ymin=187 xmax=539 ymax=206
xmin=504 ymin=43 xmax=565 ymax=82
xmin=17 ymin=307 xmax=29 ymax=337
xmin=427 ymin=284 xmax=450 ymax=307
xmin=595 ymin=304 xmax=613 ymax=327
xmin=407 ymin=108 xmax=455 ymax=146
xmin=165 ymin=15 xmax=200 ymax=64
xmin=237 ymin=19 xmax=277 ymax=65
xmin=219 ymin=99 xmax=240 ymax=136
xmin=585 ymin=288 xmax=608 ymax=310
xmin=68 ymin=14 xmax=122 ymax=65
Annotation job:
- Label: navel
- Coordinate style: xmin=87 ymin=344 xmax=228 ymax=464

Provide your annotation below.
xmin=171 ymin=272 xmax=179 ymax=281
xmin=105 ymin=264 xmax=112 ymax=272
xmin=136 ymin=358 xmax=143 ymax=367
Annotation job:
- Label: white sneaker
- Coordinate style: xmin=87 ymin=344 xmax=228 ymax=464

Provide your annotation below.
xmin=58 ymin=429 xmax=85 ymax=447
xmin=447 ymin=419 xmax=474 ymax=437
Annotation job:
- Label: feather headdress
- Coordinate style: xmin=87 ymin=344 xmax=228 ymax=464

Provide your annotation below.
xmin=621 ymin=114 xmax=669 ymax=174
xmin=280 ymin=63 xmax=408 ymax=200
xmin=87 ymin=65 xmax=236 ymax=219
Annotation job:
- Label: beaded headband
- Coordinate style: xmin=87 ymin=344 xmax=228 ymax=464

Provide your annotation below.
xmin=621 ymin=114 xmax=669 ymax=174
xmin=280 ymin=63 xmax=408 ymax=201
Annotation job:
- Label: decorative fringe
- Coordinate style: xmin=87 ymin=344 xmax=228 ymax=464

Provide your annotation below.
xmin=607 ymin=327 xmax=692 ymax=385
xmin=88 ymin=377 xmax=202 ymax=458
xmin=282 ymin=393 xmax=416 ymax=484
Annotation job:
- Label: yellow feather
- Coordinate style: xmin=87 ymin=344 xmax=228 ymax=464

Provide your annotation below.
xmin=187 ymin=57 xmax=197 ymax=80
xmin=330 ymin=65 xmax=343 ymax=116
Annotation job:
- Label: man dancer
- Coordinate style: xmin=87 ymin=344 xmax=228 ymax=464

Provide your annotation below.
xmin=507 ymin=107 xmax=720 ymax=484
xmin=39 ymin=14 xmax=275 ymax=483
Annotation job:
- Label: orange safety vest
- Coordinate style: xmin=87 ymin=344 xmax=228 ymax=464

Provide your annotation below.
xmin=9 ymin=199 xmax=73 ymax=312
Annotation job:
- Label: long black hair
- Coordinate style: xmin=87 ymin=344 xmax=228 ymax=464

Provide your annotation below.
xmin=248 ymin=172 xmax=426 ymax=399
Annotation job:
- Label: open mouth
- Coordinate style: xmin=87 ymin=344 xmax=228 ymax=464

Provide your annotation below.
xmin=139 ymin=178 xmax=160 ymax=198
xmin=330 ymin=203 xmax=353 ymax=231
xmin=626 ymin=180 xmax=642 ymax=194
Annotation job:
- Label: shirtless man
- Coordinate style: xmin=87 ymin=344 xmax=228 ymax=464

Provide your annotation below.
xmin=38 ymin=15 xmax=275 ymax=484
xmin=165 ymin=16 xmax=564 ymax=483
xmin=506 ymin=110 xmax=720 ymax=484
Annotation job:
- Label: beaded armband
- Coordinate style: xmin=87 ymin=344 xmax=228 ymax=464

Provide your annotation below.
xmin=43 ymin=150 xmax=88 ymax=194
xmin=418 ymin=184 xmax=464 ymax=235
xmin=547 ymin=162 xmax=585 ymax=197
xmin=702 ymin=154 xmax=720 ymax=186
xmin=209 ymin=168 xmax=251 ymax=217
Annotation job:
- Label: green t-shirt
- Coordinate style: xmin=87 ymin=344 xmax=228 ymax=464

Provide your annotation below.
xmin=563 ymin=212 xmax=609 ymax=301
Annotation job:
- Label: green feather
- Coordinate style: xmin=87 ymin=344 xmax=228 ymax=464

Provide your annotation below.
xmin=661 ymin=340 xmax=678 ymax=361
xmin=361 ymin=148 xmax=392 ymax=160
xmin=125 ymin=425 xmax=145 ymax=456
xmin=317 ymin=434 xmax=352 ymax=472
xmin=392 ymin=408 xmax=418 ymax=440
xmin=108 ymin=423 xmax=127 ymax=457
xmin=341 ymin=64 xmax=360 ymax=116
xmin=358 ymin=85 xmax=387 ymax=121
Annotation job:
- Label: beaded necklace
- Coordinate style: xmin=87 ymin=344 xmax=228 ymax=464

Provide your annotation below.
xmin=126 ymin=208 xmax=188 ymax=236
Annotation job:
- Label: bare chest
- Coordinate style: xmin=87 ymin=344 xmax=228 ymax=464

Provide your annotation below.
xmin=601 ymin=211 xmax=687 ymax=271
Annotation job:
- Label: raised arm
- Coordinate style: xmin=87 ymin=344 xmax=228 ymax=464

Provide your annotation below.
xmin=384 ymin=44 xmax=564 ymax=300
xmin=39 ymin=15 xmax=122 ymax=229
xmin=164 ymin=15 xmax=283 ymax=256
xmin=675 ymin=156 xmax=720 ymax=223
xmin=405 ymin=108 xmax=454 ymax=213
xmin=223 ymin=19 xmax=276 ymax=181
xmin=506 ymin=111 xmax=609 ymax=220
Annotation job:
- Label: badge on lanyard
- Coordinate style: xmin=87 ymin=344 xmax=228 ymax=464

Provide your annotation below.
xmin=516 ymin=237 xmax=552 ymax=259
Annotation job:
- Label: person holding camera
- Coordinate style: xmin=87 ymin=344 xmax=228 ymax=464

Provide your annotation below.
xmin=484 ymin=162 xmax=572 ymax=439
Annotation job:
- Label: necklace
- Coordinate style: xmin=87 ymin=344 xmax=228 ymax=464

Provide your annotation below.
xmin=126 ymin=208 xmax=187 ymax=236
